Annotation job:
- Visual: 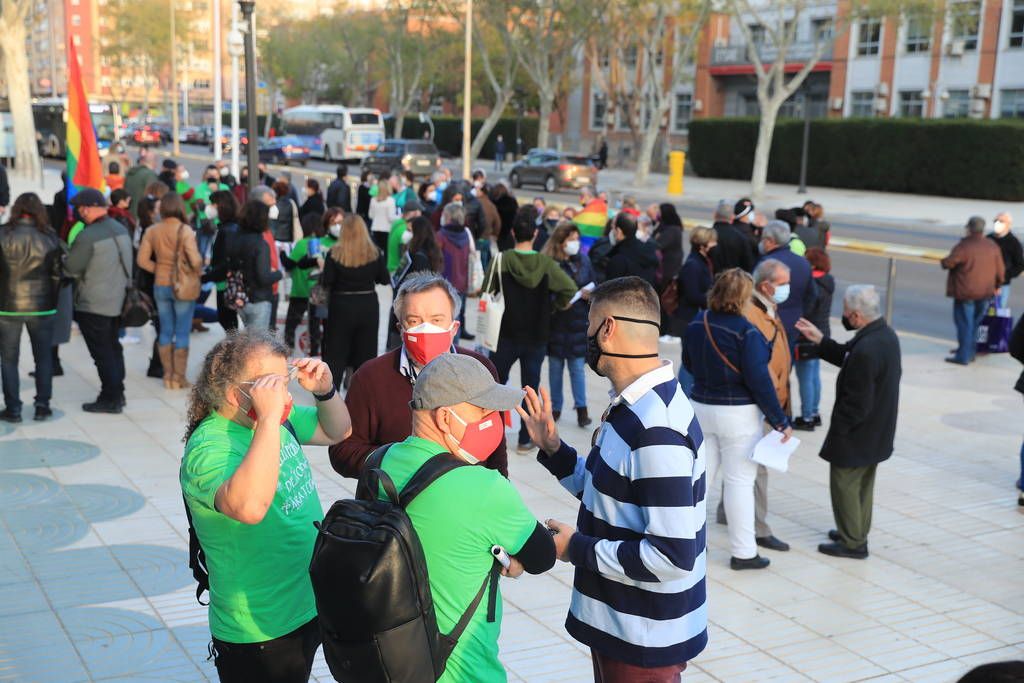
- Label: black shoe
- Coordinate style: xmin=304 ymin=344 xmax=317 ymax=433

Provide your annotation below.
xmin=818 ymin=541 xmax=868 ymax=559
xmin=515 ymin=441 xmax=535 ymax=454
xmin=552 ymin=410 xmax=561 ymax=422
xmin=1018 ymin=491 xmax=1023 ymax=507
xmin=730 ymin=555 xmax=770 ymax=570
xmin=576 ymin=407 xmax=592 ymax=428
xmin=828 ymin=529 xmax=841 ymax=542
xmin=944 ymin=357 xmax=969 ymax=366
xmin=33 ymin=406 xmax=52 ymax=421
xmin=0 ymin=408 xmax=22 ymax=423
xmin=756 ymin=535 xmax=790 ymax=552
xmin=812 ymin=415 xmax=822 ymax=426
xmin=118 ymin=395 xmax=127 ymax=408
xmin=792 ymin=417 xmax=815 ymax=431
xmin=460 ymin=331 xmax=476 ymax=341
xmin=82 ymin=400 xmax=122 ymax=414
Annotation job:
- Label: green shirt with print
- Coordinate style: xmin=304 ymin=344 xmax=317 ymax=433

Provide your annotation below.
xmin=378 ymin=436 xmax=538 ymax=683
xmin=180 ymin=405 xmax=323 ymax=643
xmin=386 ymin=218 xmax=408 ymax=273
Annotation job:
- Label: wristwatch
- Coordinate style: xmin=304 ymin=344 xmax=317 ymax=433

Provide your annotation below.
xmin=313 ymin=386 xmax=337 ymax=402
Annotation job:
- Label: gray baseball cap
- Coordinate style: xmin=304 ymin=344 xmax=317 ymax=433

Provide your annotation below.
xmin=410 ymin=354 xmax=523 ymax=411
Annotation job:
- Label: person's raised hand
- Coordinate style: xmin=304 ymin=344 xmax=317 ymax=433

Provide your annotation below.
xmin=248 ymin=375 xmax=288 ymax=425
xmin=546 ymin=518 xmax=576 ymax=563
xmin=515 ymin=386 xmax=561 ymax=453
xmin=795 ymin=318 xmax=823 ymax=344
xmin=292 ymin=357 xmax=333 ymax=395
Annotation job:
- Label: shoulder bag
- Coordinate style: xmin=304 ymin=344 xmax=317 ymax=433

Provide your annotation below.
xmin=115 ymin=238 xmax=155 ymax=328
xmin=476 ymin=251 xmax=505 ymax=352
xmin=172 ymin=222 xmax=201 ymax=301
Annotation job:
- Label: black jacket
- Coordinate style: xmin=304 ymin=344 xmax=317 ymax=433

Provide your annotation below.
xmin=356 ymin=184 xmax=372 ymax=224
xmin=326 ymin=178 xmax=352 ymax=213
xmin=818 ymin=318 xmax=901 ymax=468
xmin=654 ymin=222 xmax=684 ymax=290
xmin=299 ymin=193 xmax=326 ymax=220
xmin=270 ymin=197 xmax=295 ymax=242
xmin=676 ymin=251 xmax=713 ymax=326
xmin=224 ymin=231 xmax=282 ymax=303
xmin=605 ymin=236 xmax=659 ymax=286
xmin=989 ymin=231 xmax=1024 ymax=284
xmin=0 ymin=219 xmax=63 ymax=314
xmin=803 ymin=272 xmax=835 ymax=339
xmin=712 ymin=220 xmax=757 ymax=273
xmin=548 ymin=254 xmax=595 ymax=359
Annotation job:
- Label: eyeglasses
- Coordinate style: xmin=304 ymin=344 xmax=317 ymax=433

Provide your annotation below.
xmin=239 ymin=364 xmax=299 ymax=387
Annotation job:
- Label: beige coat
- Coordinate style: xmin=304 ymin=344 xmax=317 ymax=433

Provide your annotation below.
xmin=137 ymin=218 xmax=202 ymax=289
xmin=744 ymin=293 xmax=791 ymax=412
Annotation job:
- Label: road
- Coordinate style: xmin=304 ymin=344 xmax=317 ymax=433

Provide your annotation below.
xmin=56 ymin=145 xmax=1023 ymax=342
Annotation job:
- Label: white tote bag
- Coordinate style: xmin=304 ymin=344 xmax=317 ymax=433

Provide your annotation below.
xmin=477 ymin=251 xmax=505 ymax=352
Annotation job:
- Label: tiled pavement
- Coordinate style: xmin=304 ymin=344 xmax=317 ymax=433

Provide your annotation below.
xmin=1 ymin=293 xmax=1021 ymax=682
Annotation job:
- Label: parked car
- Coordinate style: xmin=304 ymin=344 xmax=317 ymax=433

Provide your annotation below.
xmin=257 ymin=136 xmax=310 ymax=166
xmin=508 ymin=149 xmax=598 ymax=193
xmin=131 ymin=123 xmax=163 ymax=147
xmin=360 ymin=139 xmax=441 ymax=178
xmin=210 ymin=130 xmax=249 ymax=155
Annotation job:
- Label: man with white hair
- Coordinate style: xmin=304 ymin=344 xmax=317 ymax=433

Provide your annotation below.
xmin=796 ymin=285 xmax=901 ymax=559
xmin=988 ymin=212 xmax=1023 ymax=310
xmin=758 ymin=220 xmax=815 ymax=349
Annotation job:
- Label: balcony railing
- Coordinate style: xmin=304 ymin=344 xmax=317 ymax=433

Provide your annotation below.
xmin=711 ymin=41 xmax=831 ymax=66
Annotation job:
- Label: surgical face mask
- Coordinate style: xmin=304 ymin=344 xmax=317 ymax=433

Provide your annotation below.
xmin=585 ymin=317 xmax=660 ymax=377
xmin=329 ymin=223 xmax=341 ymax=238
xmin=993 ymin=220 xmax=1008 ymax=236
xmin=179 ymin=169 xmax=190 ymax=180
xmin=401 ymin=229 xmax=413 ymax=245
xmin=451 ymin=199 xmax=462 ymax=207
xmin=204 ymin=205 xmax=218 ymax=221
xmin=473 ymin=180 xmax=483 ymax=190
xmin=771 ymin=283 xmax=790 ymax=305
xmin=758 ymin=241 xmax=767 ymax=255
xmin=608 ymin=230 xmax=619 ymax=246
xmin=219 ymin=167 xmax=229 ymax=177
xmin=638 ymin=230 xmax=651 ymax=243
xmin=443 ymin=407 xmax=504 ymax=464
xmin=564 ymin=239 xmax=581 ymax=256
xmin=268 ymin=204 xmax=280 ymax=221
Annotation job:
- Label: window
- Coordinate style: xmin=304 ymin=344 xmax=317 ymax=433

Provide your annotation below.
xmin=623 ymin=45 xmax=638 ymax=68
xmin=904 ymin=13 xmax=931 ymax=52
xmin=590 ymin=92 xmax=606 ymax=130
xmin=898 ymin=90 xmax=925 ymax=117
xmin=70 ymin=14 xmax=81 ymax=26
xmin=943 ymin=89 xmax=970 ymax=117
xmin=672 ymin=92 xmax=692 ymax=133
xmin=850 ymin=90 xmax=876 ymax=117
xmin=812 ymin=18 xmax=833 ymax=43
xmin=748 ymin=23 xmax=766 ymax=45
xmin=950 ymin=0 xmax=981 ymax=51
xmin=1001 ymin=89 xmax=1024 ymax=117
xmin=857 ymin=17 xmax=882 ymax=55
xmin=1010 ymin=0 xmax=1024 ymax=47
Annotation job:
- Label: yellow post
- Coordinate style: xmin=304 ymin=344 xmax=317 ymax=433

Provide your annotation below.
xmin=667 ymin=151 xmax=685 ymax=195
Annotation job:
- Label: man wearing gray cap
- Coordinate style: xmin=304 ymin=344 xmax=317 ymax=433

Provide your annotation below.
xmin=65 ymin=189 xmax=133 ymax=414
xmin=371 ymin=352 xmax=555 ymax=682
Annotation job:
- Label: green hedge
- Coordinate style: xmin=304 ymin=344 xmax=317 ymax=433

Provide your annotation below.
xmin=384 ymin=115 xmax=539 ymax=159
xmin=687 ymin=118 xmax=1024 ymax=201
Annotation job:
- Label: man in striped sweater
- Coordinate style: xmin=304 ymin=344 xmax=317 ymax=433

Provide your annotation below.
xmin=518 ymin=276 xmax=708 ymax=682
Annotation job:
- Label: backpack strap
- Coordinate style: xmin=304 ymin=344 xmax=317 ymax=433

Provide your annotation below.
xmin=355 ymin=443 xmax=400 ymax=503
xmin=397 ymin=452 xmax=468 ymax=508
xmin=182 ymin=494 xmax=210 ymax=606
xmin=282 ymin=419 xmax=298 ymax=442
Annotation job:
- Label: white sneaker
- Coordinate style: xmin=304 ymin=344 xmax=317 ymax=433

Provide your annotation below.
xmin=659 ymin=335 xmax=680 ymax=345
xmin=121 ymin=334 xmax=141 ymax=345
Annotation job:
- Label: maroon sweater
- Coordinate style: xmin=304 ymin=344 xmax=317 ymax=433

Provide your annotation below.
xmin=330 ymin=347 xmax=510 ymax=478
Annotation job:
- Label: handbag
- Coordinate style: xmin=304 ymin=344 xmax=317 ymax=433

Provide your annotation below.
xmin=468 ymin=249 xmax=485 ymax=295
xmin=115 ymin=240 xmax=155 ymax=328
xmin=660 ymin=280 xmax=679 ymax=317
xmin=476 ymin=251 xmax=505 ymax=352
xmin=172 ymin=222 xmax=201 ymax=301
xmin=976 ymin=305 xmax=1012 ymax=354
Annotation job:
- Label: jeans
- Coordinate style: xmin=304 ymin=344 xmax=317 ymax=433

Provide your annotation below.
xmin=548 ymin=355 xmax=587 ymax=412
xmin=154 ymin=285 xmax=196 ymax=348
xmin=953 ymin=298 xmax=990 ymax=363
xmin=995 ymin=284 xmax=1010 ymax=310
xmin=211 ymin=617 xmax=320 ymax=683
xmin=0 ymin=315 xmax=56 ymax=412
xmin=494 ymin=153 xmax=504 ymax=171
xmin=491 ymin=339 xmax=546 ymax=445
xmin=691 ymin=401 xmax=763 ymax=559
xmin=795 ymin=358 xmax=821 ymax=420
xmin=74 ymin=311 xmax=125 ymax=402
xmin=240 ymin=300 xmax=272 ymax=330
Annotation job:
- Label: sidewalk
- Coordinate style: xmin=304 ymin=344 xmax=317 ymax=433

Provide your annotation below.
xmin=0 ymin=290 xmax=1020 ymax=682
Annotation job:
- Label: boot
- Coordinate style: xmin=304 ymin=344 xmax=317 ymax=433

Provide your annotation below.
xmin=576 ymin=407 xmax=592 ymax=428
xmin=158 ymin=345 xmax=177 ymax=389
xmin=552 ymin=410 xmax=561 ymax=422
xmin=173 ymin=347 xmax=191 ymax=389
xmin=147 ymin=339 xmax=164 ymax=378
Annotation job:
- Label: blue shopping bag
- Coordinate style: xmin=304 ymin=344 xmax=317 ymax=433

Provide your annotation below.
xmin=977 ymin=306 xmax=1013 ymax=354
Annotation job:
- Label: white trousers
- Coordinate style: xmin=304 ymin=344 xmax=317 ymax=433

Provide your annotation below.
xmin=692 ymin=401 xmax=764 ymax=560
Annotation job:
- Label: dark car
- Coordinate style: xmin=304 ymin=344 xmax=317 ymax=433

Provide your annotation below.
xmin=257 ymin=136 xmax=310 ymax=166
xmin=210 ymin=129 xmax=249 ymax=154
xmin=361 ymin=139 xmax=441 ymax=178
xmin=509 ymin=148 xmax=598 ymax=193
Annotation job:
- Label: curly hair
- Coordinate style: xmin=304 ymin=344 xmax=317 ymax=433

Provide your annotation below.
xmin=183 ymin=329 xmax=290 ymax=442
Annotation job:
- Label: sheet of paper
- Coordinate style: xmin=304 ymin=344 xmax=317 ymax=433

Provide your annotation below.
xmin=568 ymin=282 xmax=597 ymax=306
xmin=750 ymin=430 xmax=800 ymax=473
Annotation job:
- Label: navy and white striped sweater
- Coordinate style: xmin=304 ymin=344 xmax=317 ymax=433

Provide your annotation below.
xmin=538 ymin=362 xmax=708 ymax=667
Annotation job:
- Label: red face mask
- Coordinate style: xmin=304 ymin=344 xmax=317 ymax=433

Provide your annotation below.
xmin=445 ymin=408 xmax=504 ymax=463
xmin=403 ymin=322 xmax=455 ymax=367
xmin=240 ymin=389 xmax=293 ymax=427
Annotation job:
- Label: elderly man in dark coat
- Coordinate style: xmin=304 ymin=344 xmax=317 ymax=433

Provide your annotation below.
xmin=796 ymin=284 xmax=901 ymax=560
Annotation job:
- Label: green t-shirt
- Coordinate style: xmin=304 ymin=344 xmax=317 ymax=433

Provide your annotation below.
xmin=387 ymin=218 xmax=408 ymax=273
xmin=378 ymin=436 xmax=538 ymax=683
xmin=394 ymin=186 xmax=415 ymax=210
xmin=789 ymin=236 xmax=807 ymax=257
xmin=289 ymin=237 xmax=314 ymax=299
xmin=180 ymin=406 xmax=323 ymax=643
xmin=67 ymin=221 xmax=85 ymax=246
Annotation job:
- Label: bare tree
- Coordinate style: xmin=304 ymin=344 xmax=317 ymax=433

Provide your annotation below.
xmin=467 ymin=2 xmax=519 ymax=163
xmin=0 ymin=0 xmax=41 ymax=181
xmin=382 ymin=1 xmax=431 ymax=139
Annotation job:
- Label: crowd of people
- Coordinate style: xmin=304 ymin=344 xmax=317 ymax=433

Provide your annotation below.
xmin=2 ymin=147 xmax=1020 ymax=683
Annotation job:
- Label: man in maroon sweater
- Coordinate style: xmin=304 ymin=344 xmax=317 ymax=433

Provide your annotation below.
xmin=329 ymin=273 xmax=509 ymax=477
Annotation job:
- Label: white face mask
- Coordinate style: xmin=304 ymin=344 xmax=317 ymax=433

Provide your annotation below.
xmin=993 ymin=220 xmax=1008 ymax=236
xmin=179 ymin=169 xmax=190 ymax=180
xmin=608 ymin=230 xmax=619 ymax=246
xmin=329 ymin=223 xmax=341 ymax=238
xmin=401 ymin=230 xmax=413 ymax=245
xmin=638 ymin=230 xmax=651 ymax=242
xmin=564 ymin=239 xmax=581 ymax=256
xmin=204 ymin=205 xmax=218 ymax=221
xmin=268 ymin=204 xmax=280 ymax=221
xmin=219 ymin=167 xmax=229 ymax=177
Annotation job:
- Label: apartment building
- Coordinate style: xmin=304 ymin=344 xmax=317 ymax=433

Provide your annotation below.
xmin=565 ymin=0 xmax=1024 ymax=156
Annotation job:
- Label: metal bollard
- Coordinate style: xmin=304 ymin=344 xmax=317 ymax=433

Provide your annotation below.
xmin=667 ymin=151 xmax=685 ymax=196
xmin=885 ymin=257 xmax=896 ymax=322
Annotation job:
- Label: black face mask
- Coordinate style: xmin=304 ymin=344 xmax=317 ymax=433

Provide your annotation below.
xmin=585 ymin=316 xmax=660 ymax=376
xmin=841 ymin=314 xmax=857 ymax=331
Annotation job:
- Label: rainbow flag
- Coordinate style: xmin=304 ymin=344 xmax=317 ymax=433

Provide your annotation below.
xmin=66 ymin=39 xmax=105 ymax=204
xmin=573 ymin=198 xmax=609 ymax=251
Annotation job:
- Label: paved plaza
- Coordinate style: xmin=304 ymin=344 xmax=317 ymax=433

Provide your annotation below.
xmin=0 ymin=292 xmax=1021 ymax=682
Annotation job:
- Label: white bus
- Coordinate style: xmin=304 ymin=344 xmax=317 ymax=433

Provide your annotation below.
xmin=281 ymin=105 xmax=385 ymax=161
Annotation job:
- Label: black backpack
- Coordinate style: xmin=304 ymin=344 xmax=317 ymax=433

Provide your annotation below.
xmin=310 ymin=444 xmax=498 ymax=683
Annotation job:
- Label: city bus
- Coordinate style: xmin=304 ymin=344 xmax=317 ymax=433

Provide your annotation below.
xmin=281 ymin=105 xmax=385 ymax=161
xmin=32 ymin=98 xmax=117 ymax=158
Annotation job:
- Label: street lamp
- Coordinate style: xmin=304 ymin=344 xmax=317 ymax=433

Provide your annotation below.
xmin=461 ymin=0 xmax=472 ymax=180
xmin=797 ymin=88 xmax=811 ymax=194
xmin=228 ymin=6 xmax=244 ymax=180
xmin=170 ymin=0 xmax=180 ymax=155
xmin=213 ymin=0 xmax=223 ymax=162
xmin=239 ymin=0 xmax=259 ymax=189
